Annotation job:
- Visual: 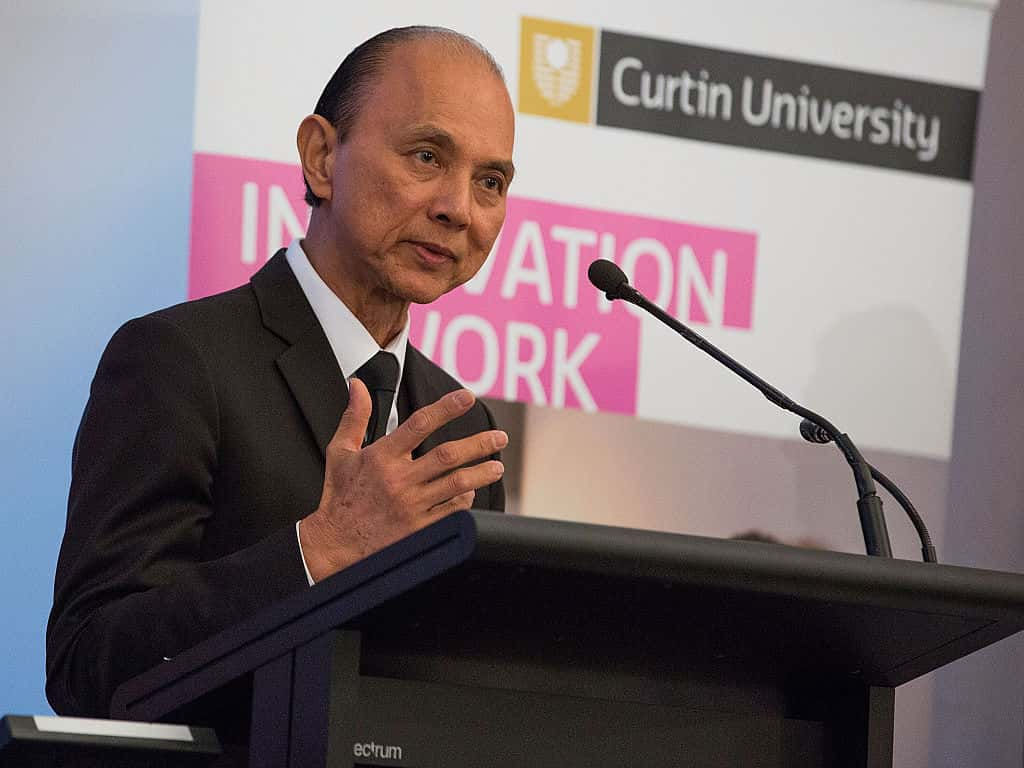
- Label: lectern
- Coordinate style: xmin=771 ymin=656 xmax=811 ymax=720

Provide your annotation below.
xmin=111 ymin=511 xmax=1024 ymax=767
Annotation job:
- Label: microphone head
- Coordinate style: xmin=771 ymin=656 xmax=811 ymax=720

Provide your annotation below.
xmin=588 ymin=259 xmax=630 ymax=298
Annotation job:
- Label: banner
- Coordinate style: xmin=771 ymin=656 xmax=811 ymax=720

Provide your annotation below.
xmin=191 ymin=0 xmax=987 ymax=461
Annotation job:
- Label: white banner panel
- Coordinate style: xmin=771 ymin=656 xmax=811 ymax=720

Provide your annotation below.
xmin=190 ymin=0 xmax=990 ymax=460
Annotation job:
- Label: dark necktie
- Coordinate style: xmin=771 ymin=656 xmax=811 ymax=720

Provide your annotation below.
xmin=352 ymin=351 xmax=399 ymax=446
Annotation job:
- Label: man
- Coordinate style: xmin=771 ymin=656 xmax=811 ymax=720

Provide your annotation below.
xmin=46 ymin=27 xmax=515 ymax=719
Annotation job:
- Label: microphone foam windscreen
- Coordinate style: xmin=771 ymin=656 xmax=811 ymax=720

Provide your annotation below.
xmin=587 ymin=259 xmax=629 ymax=294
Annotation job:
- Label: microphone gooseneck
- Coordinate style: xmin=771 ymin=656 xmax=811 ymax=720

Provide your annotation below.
xmin=587 ymin=258 xmax=918 ymax=561
xmin=798 ymin=420 xmax=936 ymax=562
xmin=799 ymin=419 xmax=832 ymax=445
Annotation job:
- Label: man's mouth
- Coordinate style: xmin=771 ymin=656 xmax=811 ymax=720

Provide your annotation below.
xmin=408 ymin=241 xmax=456 ymax=265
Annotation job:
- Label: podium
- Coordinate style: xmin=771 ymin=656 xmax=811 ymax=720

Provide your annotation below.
xmin=111 ymin=511 xmax=1024 ymax=767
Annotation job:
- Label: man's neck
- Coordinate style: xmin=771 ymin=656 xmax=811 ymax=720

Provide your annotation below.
xmin=300 ymin=236 xmax=408 ymax=348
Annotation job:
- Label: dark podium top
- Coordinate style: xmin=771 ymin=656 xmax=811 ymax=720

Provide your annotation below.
xmin=111 ymin=511 xmax=1024 ymax=767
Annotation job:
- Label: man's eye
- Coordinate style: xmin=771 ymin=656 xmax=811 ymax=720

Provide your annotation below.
xmin=482 ymin=176 xmax=504 ymax=193
xmin=416 ymin=150 xmax=436 ymax=164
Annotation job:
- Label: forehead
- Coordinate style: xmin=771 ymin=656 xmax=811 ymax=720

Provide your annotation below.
xmin=353 ymin=38 xmax=514 ymax=155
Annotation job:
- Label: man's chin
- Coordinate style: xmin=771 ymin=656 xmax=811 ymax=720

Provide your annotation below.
xmin=391 ymin=279 xmax=454 ymax=306
xmin=387 ymin=265 xmax=466 ymax=302
xmin=408 ymin=290 xmax=450 ymax=305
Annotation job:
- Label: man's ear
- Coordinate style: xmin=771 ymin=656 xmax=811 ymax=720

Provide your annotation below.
xmin=297 ymin=115 xmax=336 ymax=203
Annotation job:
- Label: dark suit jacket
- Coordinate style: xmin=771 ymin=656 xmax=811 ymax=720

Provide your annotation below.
xmin=46 ymin=250 xmax=504 ymax=718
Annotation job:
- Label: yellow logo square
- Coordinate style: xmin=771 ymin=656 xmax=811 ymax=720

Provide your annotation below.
xmin=519 ymin=17 xmax=596 ymax=124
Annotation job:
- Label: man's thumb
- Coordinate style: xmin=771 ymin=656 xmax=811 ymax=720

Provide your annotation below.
xmin=333 ymin=377 xmax=372 ymax=451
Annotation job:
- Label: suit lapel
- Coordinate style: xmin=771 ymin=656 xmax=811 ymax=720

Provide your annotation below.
xmin=400 ymin=345 xmax=501 ymax=511
xmin=251 ymin=249 xmax=347 ymax=457
xmin=251 ymin=249 xmax=467 ymax=459
xmin=401 ymin=345 xmax=463 ymax=459
xmin=276 ymin=334 xmax=348 ymax=456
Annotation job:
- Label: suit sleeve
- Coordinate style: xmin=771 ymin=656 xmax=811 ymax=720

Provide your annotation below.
xmin=46 ymin=316 xmax=309 ymax=717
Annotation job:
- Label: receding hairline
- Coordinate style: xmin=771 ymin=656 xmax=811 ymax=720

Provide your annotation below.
xmin=340 ymin=29 xmax=512 ymax=140
xmin=375 ymin=26 xmax=505 ymax=81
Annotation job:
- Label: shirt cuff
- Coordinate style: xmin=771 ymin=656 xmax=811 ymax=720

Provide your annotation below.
xmin=295 ymin=520 xmax=316 ymax=586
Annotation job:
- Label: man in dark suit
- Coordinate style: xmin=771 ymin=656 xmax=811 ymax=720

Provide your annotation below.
xmin=46 ymin=26 xmax=515 ymax=718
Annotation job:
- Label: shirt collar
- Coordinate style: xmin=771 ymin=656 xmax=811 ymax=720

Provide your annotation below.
xmin=285 ymin=238 xmax=409 ymax=385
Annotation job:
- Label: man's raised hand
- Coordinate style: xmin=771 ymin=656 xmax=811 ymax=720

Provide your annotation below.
xmin=298 ymin=379 xmax=506 ymax=582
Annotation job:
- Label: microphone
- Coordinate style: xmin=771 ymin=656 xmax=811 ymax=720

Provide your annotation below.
xmin=588 ymin=258 xmax=913 ymax=561
xmin=588 ymin=259 xmax=633 ymax=300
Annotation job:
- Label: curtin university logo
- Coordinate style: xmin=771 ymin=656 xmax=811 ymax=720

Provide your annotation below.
xmin=518 ymin=18 xmax=979 ymax=179
xmin=518 ymin=17 xmax=595 ymax=124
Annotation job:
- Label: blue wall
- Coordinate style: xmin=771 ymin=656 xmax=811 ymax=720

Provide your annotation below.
xmin=0 ymin=2 xmax=199 ymax=715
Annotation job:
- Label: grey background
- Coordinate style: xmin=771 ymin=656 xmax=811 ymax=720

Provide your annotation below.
xmin=930 ymin=0 xmax=1024 ymax=761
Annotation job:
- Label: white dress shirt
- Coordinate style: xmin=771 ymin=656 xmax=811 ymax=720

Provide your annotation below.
xmin=285 ymin=238 xmax=410 ymax=584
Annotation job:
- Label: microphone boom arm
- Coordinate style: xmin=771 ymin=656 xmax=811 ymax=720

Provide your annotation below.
xmin=611 ymin=283 xmax=895 ymax=559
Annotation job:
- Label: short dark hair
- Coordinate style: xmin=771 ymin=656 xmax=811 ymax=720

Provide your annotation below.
xmin=303 ymin=26 xmax=504 ymax=208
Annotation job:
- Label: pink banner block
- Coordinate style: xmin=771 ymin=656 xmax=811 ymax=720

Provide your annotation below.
xmin=188 ymin=153 xmax=757 ymax=416
xmin=189 ymin=153 xmax=307 ymax=299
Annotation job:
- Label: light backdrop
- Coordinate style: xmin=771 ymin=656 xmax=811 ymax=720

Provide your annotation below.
xmin=6 ymin=2 xmax=1022 ymax=765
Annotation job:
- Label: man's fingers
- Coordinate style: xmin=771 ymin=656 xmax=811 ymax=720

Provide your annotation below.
xmin=330 ymin=377 xmax=372 ymax=452
xmin=420 ymin=461 xmax=504 ymax=509
xmin=387 ymin=388 xmax=477 ymax=455
xmin=411 ymin=430 xmax=508 ymax=483
xmin=426 ymin=490 xmax=477 ymax=519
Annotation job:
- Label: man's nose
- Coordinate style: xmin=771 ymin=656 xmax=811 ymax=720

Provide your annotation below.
xmin=428 ymin=175 xmax=472 ymax=230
